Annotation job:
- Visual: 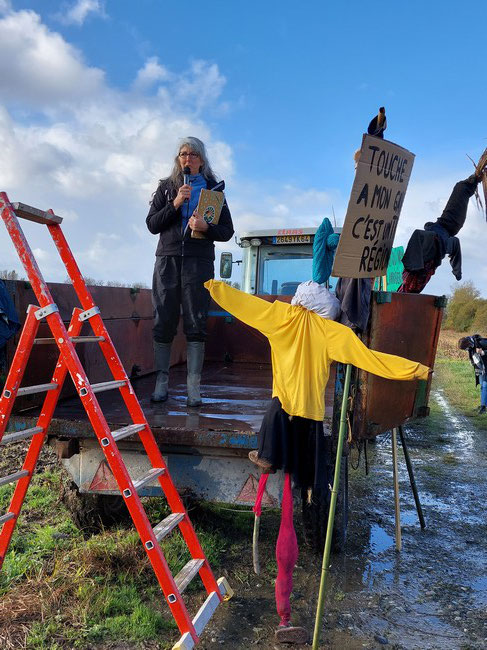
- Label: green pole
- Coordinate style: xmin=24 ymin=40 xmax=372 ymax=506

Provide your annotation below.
xmin=312 ymin=363 xmax=352 ymax=650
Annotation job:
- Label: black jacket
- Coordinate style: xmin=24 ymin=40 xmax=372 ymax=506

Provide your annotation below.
xmin=402 ymin=228 xmax=462 ymax=280
xmin=146 ymin=177 xmax=234 ymax=260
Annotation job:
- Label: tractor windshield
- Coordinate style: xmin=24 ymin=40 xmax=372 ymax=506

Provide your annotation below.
xmin=257 ymin=245 xmax=338 ymax=295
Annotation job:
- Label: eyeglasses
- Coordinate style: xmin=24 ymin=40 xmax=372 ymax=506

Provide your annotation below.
xmin=179 ymin=152 xmax=200 ymax=159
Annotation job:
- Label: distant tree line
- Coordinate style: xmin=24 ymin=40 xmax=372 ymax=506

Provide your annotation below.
xmin=222 ymin=280 xmax=241 ymax=289
xmin=74 ymin=277 xmax=149 ymax=290
xmin=443 ymin=282 xmax=487 ymax=333
xmin=0 ymin=269 xmax=148 ymax=290
xmin=0 ymin=269 xmax=24 ymax=281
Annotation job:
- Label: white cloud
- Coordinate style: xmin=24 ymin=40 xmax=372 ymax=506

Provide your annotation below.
xmin=171 ymin=60 xmax=227 ymax=113
xmin=59 ymin=0 xmax=106 ymax=26
xmin=2 ymin=8 xmax=481 ymax=300
xmin=0 ymin=10 xmax=104 ymax=105
xmin=0 ymin=8 xmax=234 ymax=286
xmin=272 ymin=204 xmax=290 ymax=217
xmin=133 ymin=57 xmax=170 ymax=90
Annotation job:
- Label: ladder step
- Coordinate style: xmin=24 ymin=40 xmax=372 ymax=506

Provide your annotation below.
xmin=174 ymin=558 xmax=204 ymax=595
xmin=173 ymin=632 xmax=195 ymax=650
xmin=0 ymin=469 xmax=29 ymax=488
xmin=132 ymin=467 xmax=165 ymax=492
xmin=16 ymin=383 xmax=58 ymax=396
xmin=12 ymin=202 xmax=63 ymax=225
xmin=0 ymin=512 xmax=15 ymax=526
xmin=33 ymin=336 xmax=105 ymax=345
xmin=91 ymin=380 xmax=127 ymax=394
xmin=112 ymin=423 xmax=146 ymax=442
xmin=173 ymin=589 xmax=222 ymax=649
xmin=193 ymin=590 xmax=221 ymax=636
xmin=172 ymin=579 xmax=233 ymax=649
xmin=1 ymin=426 xmax=43 ymax=445
xmin=153 ymin=512 xmax=185 ymax=542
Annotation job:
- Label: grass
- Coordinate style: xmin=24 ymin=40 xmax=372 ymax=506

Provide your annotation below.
xmin=0 ymin=470 xmax=229 ymax=650
xmin=2 ymin=326 xmax=480 ymax=648
xmin=432 ymin=328 xmax=487 ymax=430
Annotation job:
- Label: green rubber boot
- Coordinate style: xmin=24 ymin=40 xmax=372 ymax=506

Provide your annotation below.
xmin=151 ymin=341 xmax=171 ymax=403
xmin=186 ymin=341 xmax=205 ymax=407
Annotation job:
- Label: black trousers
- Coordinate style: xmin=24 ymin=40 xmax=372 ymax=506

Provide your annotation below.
xmin=152 ymin=255 xmax=214 ymax=343
xmin=435 ymin=176 xmax=477 ymax=236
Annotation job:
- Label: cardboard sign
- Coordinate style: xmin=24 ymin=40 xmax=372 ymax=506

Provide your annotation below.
xmin=332 ymin=135 xmax=414 ymax=278
xmin=191 ymin=189 xmax=224 ymax=239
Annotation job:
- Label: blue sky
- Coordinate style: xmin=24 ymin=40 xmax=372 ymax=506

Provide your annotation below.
xmin=0 ymin=0 xmax=486 ymax=297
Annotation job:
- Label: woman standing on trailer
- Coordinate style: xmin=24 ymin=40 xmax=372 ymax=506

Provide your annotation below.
xmin=146 ymin=137 xmax=234 ymax=407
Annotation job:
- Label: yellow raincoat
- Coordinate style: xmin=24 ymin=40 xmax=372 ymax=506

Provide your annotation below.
xmin=205 ymin=280 xmax=429 ymax=421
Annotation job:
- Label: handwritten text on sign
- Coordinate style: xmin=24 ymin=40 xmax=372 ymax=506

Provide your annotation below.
xmin=331 ymin=135 xmax=415 ymax=278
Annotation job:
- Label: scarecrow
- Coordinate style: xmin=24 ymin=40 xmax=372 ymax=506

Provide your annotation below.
xmin=205 ymin=275 xmax=430 ymax=643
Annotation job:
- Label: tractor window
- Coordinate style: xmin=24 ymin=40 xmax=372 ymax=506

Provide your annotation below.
xmin=257 ymin=245 xmax=312 ymax=295
xmin=257 ymin=245 xmax=338 ymax=295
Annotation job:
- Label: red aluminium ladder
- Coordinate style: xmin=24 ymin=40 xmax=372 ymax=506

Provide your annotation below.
xmin=0 ymin=193 xmax=232 ymax=650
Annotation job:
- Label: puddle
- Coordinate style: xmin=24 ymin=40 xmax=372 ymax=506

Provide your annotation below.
xmin=327 ymin=387 xmax=487 ymax=648
xmin=362 ymin=558 xmax=394 ymax=587
xmin=472 ymin=575 xmax=487 ymax=605
xmin=369 ymin=523 xmax=394 ymax=553
xmin=400 ymin=509 xmax=420 ymax=526
xmin=433 ymin=388 xmax=476 ymax=456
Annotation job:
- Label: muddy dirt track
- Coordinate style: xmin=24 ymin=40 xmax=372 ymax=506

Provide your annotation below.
xmin=198 ymin=388 xmax=487 ymax=649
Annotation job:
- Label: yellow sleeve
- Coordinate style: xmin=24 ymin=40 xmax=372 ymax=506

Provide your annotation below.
xmin=205 ymin=280 xmax=285 ymax=337
xmin=326 ymin=320 xmax=430 ymax=381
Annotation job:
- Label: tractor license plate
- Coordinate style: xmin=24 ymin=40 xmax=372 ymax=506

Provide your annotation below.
xmin=272 ymin=235 xmax=311 ymax=244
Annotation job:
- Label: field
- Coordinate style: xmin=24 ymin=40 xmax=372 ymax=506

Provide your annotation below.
xmin=1 ymin=328 xmax=487 ymax=649
xmin=435 ymin=329 xmax=487 ymax=422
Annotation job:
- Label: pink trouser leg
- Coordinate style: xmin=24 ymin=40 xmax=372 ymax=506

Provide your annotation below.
xmin=275 ymin=473 xmax=298 ymax=626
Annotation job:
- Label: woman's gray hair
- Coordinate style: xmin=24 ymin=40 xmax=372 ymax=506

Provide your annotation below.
xmin=168 ymin=136 xmax=218 ymax=189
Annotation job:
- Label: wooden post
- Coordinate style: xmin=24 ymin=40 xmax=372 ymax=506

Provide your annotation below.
xmin=392 ymin=427 xmax=401 ymax=551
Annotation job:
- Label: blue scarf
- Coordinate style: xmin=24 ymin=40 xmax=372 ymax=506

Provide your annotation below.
xmin=182 ymin=173 xmax=207 ymax=232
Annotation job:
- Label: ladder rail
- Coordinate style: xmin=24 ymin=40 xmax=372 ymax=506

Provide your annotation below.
xmin=0 ymin=195 xmax=56 ymax=312
xmin=0 ymin=194 xmax=227 ymax=643
xmin=0 ymin=309 xmax=83 ymax=564
xmin=0 ymin=198 xmax=138 ymax=537
xmin=2 ymin=206 xmax=199 ymax=639
xmin=48 ymin=218 xmax=221 ymax=600
xmin=0 ymin=306 xmax=40 ymax=444
xmin=42 ymin=314 xmax=198 ymax=637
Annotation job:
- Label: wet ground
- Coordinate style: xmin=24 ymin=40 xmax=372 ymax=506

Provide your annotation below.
xmin=5 ymin=371 xmax=487 ymax=649
xmin=198 ymin=387 xmax=487 ymax=649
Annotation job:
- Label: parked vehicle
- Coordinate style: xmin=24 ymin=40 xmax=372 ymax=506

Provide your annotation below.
xmin=5 ymin=227 xmax=444 ymax=546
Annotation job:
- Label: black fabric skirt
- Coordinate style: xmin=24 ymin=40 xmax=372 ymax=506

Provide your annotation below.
xmin=257 ymin=397 xmax=333 ymax=491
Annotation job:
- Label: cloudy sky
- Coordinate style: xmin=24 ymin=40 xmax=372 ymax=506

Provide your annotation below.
xmin=0 ymin=0 xmax=486 ymax=296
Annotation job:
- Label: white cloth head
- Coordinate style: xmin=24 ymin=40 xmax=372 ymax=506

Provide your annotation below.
xmin=291 ymin=281 xmax=340 ymax=320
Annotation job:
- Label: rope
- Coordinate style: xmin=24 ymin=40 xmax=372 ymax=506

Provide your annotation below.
xmin=346 ymin=373 xmax=364 ymax=470
xmin=349 ymin=440 xmax=362 ymax=471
